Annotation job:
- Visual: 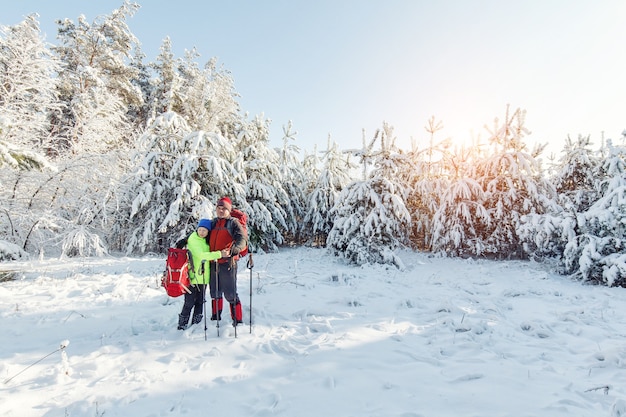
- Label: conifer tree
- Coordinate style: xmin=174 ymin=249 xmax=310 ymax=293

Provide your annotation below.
xmin=518 ymin=135 xmax=603 ymax=261
xmin=0 ymin=14 xmax=60 ymax=154
xmin=472 ymin=107 xmax=555 ymax=259
xmin=50 ymin=1 xmax=142 ymax=155
xmin=233 ymin=116 xmax=287 ymax=252
xmin=276 ymin=122 xmax=307 ymax=245
xmin=404 ymin=117 xmax=453 ymax=250
xmin=127 ymin=46 xmax=153 ymax=132
xmin=327 ymin=124 xmax=411 ymax=267
xmin=560 ymin=137 xmax=626 ymax=286
xmin=303 ymin=138 xmax=355 ymax=246
xmin=429 ymin=145 xmax=490 ymax=256
xmin=147 ymin=36 xmax=184 ymax=118
xmin=178 ymin=51 xmax=240 ymax=133
xmin=118 ymin=111 xmax=239 ymax=254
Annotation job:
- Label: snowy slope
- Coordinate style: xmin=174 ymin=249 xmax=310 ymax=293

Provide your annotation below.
xmin=1 ymin=248 xmax=626 ymax=417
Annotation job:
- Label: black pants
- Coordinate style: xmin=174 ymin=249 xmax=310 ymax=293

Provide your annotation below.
xmin=209 ymin=261 xmax=239 ymax=304
xmin=180 ymin=284 xmax=206 ymax=318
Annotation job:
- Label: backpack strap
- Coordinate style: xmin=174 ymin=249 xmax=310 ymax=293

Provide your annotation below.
xmin=225 ymin=217 xmax=247 ymax=256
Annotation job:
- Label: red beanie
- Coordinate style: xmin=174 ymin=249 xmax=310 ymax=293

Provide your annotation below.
xmin=217 ymin=196 xmax=232 ymax=211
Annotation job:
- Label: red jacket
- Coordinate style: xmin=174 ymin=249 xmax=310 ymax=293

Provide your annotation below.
xmin=209 ymin=217 xmax=247 ymax=263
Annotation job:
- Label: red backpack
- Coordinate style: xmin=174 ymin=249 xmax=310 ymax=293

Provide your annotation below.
xmin=161 ymin=248 xmax=192 ymax=297
xmin=230 ymin=208 xmax=249 ymax=257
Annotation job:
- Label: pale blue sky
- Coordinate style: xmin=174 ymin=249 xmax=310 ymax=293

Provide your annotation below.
xmin=4 ymin=1 xmax=626 ymax=155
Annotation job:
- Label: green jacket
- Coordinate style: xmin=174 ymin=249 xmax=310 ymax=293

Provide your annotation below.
xmin=186 ymin=232 xmax=221 ymax=285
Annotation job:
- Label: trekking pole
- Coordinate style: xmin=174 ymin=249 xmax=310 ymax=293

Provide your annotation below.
xmin=202 ymin=261 xmax=207 ymax=341
xmin=215 ymin=260 xmax=220 ymax=337
xmin=233 ymin=260 xmax=238 ymax=339
xmin=247 ymin=253 xmax=254 ymax=334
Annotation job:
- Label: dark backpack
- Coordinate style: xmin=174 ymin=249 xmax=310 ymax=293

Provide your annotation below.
xmin=161 ymin=248 xmax=192 ymax=297
xmin=230 ymin=208 xmax=249 ymax=257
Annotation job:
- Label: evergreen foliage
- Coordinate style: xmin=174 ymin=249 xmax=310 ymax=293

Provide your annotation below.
xmin=563 ymin=138 xmax=626 ymax=286
xmin=472 ymin=107 xmax=556 ymax=259
xmin=50 ymin=1 xmax=141 ymax=155
xmin=0 ymin=14 xmax=60 ymax=153
xmin=234 ymin=116 xmax=287 ymax=252
xmin=405 ymin=117 xmax=452 ymax=251
xmin=303 ymin=138 xmax=355 ymax=246
xmin=2 ymin=2 xmax=626 ymax=287
xmin=120 ymin=112 xmax=238 ymax=254
xmin=327 ymin=125 xmax=411 ymax=267
xmin=276 ymin=123 xmax=308 ymax=245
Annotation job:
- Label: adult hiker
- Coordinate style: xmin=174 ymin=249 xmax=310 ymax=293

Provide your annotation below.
xmin=175 ymin=218 xmax=230 ymax=330
xmin=208 ymin=196 xmax=248 ymax=326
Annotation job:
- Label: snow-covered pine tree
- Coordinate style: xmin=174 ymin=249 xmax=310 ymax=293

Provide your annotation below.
xmin=0 ymin=14 xmax=60 ymax=154
xmin=118 ymin=111 xmax=240 ymax=254
xmin=127 ymin=45 xmax=153 ymax=133
xmin=472 ymin=106 xmax=556 ymax=259
xmin=233 ymin=115 xmax=288 ymax=252
xmin=50 ymin=1 xmax=142 ymax=155
xmin=553 ymin=135 xmax=603 ymax=213
xmin=404 ymin=117 xmax=453 ymax=251
xmin=560 ymin=137 xmax=626 ymax=286
xmin=327 ymin=177 xmax=411 ymax=268
xmin=303 ymin=138 xmax=356 ymax=246
xmin=178 ymin=52 xmax=240 ymax=133
xmin=518 ymin=135 xmax=603 ymax=261
xmin=429 ymin=144 xmax=490 ymax=256
xmin=327 ymin=124 xmax=411 ymax=268
xmin=147 ymin=37 xmax=184 ymax=119
xmin=0 ymin=14 xmax=116 ymax=258
xmin=276 ymin=122 xmax=307 ymax=245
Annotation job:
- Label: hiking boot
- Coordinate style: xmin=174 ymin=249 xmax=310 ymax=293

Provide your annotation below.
xmin=191 ymin=314 xmax=203 ymax=325
xmin=210 ymin=312 xmax=221 ymax=321
xmin=177 ymin=314 xmax=189 ymax=330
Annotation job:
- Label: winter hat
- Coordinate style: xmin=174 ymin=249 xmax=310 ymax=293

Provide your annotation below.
xmin=217 ymin=196 xmax=232 ymax=211
xmin=197 ymin=218 xmax=212 ymax=231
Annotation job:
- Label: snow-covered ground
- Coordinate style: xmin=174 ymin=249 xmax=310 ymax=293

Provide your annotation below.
xmin=1 ymin=247 xmax=626 ymax=417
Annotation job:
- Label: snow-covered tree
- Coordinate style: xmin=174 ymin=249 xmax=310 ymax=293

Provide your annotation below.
xmin=50 ymin=1 xmax=142 ymax=155
xmin=178 ymin=51 xmax=240 ymax=133
xmin=0 ymin=154 xmax=115 ymax=258
xmin=560 ymin=137 xmax=626 ymax=286
xmin=553 ymin=135 xmax=603 ymax=213
xmin=147 ymin=37 xmax=184 ymax=119
xmin=0 ymin=14 xmax=60 ymax=153
xmin=0 ymin=112 xmax=55 ymax=256
xmin=118 ymin=111 xmax=240 ymax=254
xmin=327 ymin=177 xmax=411 ymax=268
xmin=472 ymin=107 xmax=556 ymax=259
xmin=233 ymin=115 xmax=287 ymax=252
xmin=404 ymin=117 xmax=454 ymax=250
xmin=327 ymin=125 xmax=411 ymax=267
xmin=430 ymin=145 xmax=490 ymax=256
xmin=518 ymin=135 xmax=603 ymax=261
xmin=276 ymin=122 xmax=307 ymax=245
xmin=303 ymin=138 xmax=356 ymax=246
xmin=127 ymin=45 xmax=153 ymax=132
